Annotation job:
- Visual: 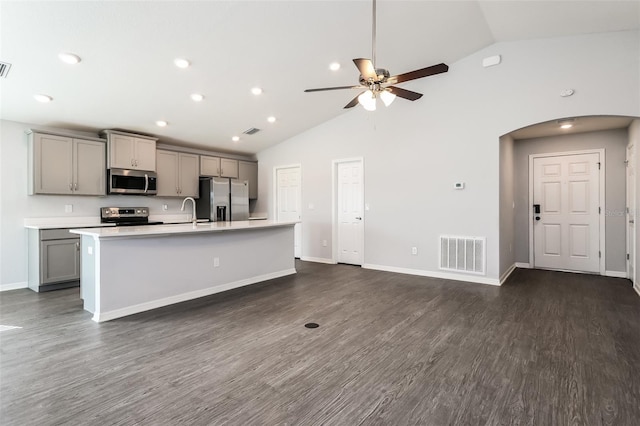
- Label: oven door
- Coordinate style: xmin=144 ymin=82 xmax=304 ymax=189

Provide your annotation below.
xmin=108 ymin=169 xmax=157 ymax=195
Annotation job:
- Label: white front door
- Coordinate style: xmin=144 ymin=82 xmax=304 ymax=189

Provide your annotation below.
xmin=276 ymin=166 xmax=301 ymax=258
xmin=337 ymin=160 xmax=363 ymax=265
xmin=627 ymin=143 xmax=636 ymax=282
xmin=533 ymin=152 xmax=601 ymax=273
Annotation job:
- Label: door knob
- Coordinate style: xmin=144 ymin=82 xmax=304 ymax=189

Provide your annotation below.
xmin=355 ymin=216 xmax=362 ymax=220
xmin=535 ymin=216 xmax=541 ymax=221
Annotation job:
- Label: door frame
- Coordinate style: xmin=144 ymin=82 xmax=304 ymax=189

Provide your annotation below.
xmin=331 ymin=157 xmax=364 ymax=264
xmin=273 ymin=164 xmax=302 ymax=258
xmin=528 ymin=149 xmax=606 ymax=274
xmin=626 ymin=143 xmax=635 ymax=283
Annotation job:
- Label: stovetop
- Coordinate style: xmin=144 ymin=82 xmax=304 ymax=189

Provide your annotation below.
xmin=100 ymin=207 xmax=163 ymax=226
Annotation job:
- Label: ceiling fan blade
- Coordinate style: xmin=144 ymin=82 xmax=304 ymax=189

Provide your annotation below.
xmin=344 ymin=93 xmax=363 ymax=109
xmin=387 ymin=86 xmax=423 ymax=101
xmin=387 ymin=63 xmax=449 ymax=85
xmin=353 ymin=58 xmax=377 ymax=80
xmin=304 ymin=85 xmax=363 ymax=93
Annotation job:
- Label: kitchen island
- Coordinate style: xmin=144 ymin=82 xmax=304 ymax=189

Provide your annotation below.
xmin=70 ymin=220 xmax=298 ymax=322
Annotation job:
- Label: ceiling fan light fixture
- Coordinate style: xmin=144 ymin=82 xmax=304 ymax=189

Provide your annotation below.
xmin=358 ymin=90 xmax=376 ymax=111
xmin=380 ymin=90 xmax=396 ymax=107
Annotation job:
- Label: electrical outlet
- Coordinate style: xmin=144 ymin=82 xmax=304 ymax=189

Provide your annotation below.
xmin=308 ymin=203 xmax=315 ymax=210
xmin=411 ymin=247 xmax=418 ymax=255
xmin=322 ymin=240 xmax=327 ymax=247
xmin=87 ymin=246 xmax=93 ymax=255
xmin=64 ymin=204 xmax=73 ymax=213
xmin=213 ymin=257 xmax=220 ymax=267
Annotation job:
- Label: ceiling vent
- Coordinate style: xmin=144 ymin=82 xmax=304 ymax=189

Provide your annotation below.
xmin=0 ymin=62 xmax=12 ymax=78
xmin=243 ymin=127 xmax=261 ymax=135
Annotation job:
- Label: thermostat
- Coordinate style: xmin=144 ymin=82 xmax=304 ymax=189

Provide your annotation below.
xmin=454 ymin=182 xmax=465 ymax=190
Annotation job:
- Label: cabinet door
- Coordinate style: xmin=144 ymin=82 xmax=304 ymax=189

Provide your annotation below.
xmin=40 ymin=239 xmax=80 ymax=284
xmin=34 ymin=133 xmax=74 ymax=194
xmin=179 ymin=153 xmax=200 ymax=197
xmin=200 ymin=155 xmax=220 ymax=176
xmin=238 ymin=161 xmax=258 ymax=199
xmin=134 ymin=138 xmax=157 ymax=171
xmin=74 ymin=139 xmax=106 ymax=195
xmin=109 ymin=134 xmax=135 ymax=169
xmin=220 ymin=158 xmax=239 ymax=178
xmin=156 ymin=150 xmax=179 ymax=196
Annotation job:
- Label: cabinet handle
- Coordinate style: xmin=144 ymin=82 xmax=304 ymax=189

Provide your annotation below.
xmin=217 ymin=168 xmax=220 ymax=175
xmin=131 ymin=158 xmax=135 ymax=167
xmin=75 ymin=241 xmax=80 ymax=250
xmin=74 ymin=183 xmax=78 ymax=191
xmin=69 ymin=183 xmax=73 ymax=191
xmin=221 ymin=169 xmax=224 ymax=175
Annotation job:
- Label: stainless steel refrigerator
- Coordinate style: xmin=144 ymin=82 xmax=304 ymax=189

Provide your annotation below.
xmin=196 ymin=177 xmax=249 ymax=221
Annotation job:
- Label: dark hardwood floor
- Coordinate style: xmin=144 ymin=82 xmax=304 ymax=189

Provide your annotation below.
xmin=1 ymin=262 xmax=639 ymax=425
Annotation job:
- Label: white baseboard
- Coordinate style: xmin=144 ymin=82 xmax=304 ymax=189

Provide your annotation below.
xmin=0 ymin=281 xmax=28 ymax=292
xmin=362 ymin=264 xmax=501 ymax=286
xmin=300 ymin=256 xmax=336 ymax=265
xmin=92 ymin=268 xmax=297 ymax=323
xmin=515 ymin=262 xmax=531 ymax=268
xmin=604 ymin=270 xmax=628 ymax=279
xmin=500 ymin=264 xmax=517 ymax=285
xmin=634 ymin=283 xmax=639 ymax=297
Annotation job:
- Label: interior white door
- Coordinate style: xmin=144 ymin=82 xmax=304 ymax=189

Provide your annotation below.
xmin=627 ymin=143 xmax=636 ymax=282
xmin=533 ymin=153 xmax=600 ymax=273
xmin=337 ymin=160 xmax=363 ymax=265
xmin=276 ymin=167 xmax=301 ymax=258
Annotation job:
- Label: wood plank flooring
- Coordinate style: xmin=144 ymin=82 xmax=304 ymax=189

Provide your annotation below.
xmin=1 ymin=262 xmax=639 ymax=425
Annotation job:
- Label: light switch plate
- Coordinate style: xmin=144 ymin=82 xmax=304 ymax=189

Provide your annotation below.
xmin=64 ymin=204 xmax=73 ymax=213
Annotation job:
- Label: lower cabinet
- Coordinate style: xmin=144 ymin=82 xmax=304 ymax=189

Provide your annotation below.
xmin=156 ymin=150 xmax=199 ymax=197
xmin=28 ymin=229 xmax=80 ymax=292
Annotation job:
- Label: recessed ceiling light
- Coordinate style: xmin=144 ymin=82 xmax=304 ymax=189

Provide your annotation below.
xmin=232 ymin=136 xmax=240 ymax=142
xmin=174 ymin=58 xmax=190 ymax=69
xmin=58 ymin=52 xmax=81 ymax=65
xmin=190 ymin=93 xmax=204 ymax=102
xmin=558 ymin=118 xmax=575 ymax=129
xmin=156 ymin=120 xmax=168 ymax=127
xmin=267 ymin=116 xmax=276 ymax=123
xmin=33 ymin=94 xmax=53 ymax=103
xmin=560 ymin=123 xmax=573 ymax=129
xmin=251 ymin=87 xmax=263 ymax=95
xmin=329 ymin=62 xmax=340 ymax=71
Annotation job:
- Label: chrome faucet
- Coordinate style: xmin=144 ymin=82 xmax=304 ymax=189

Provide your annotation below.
xmin=181 ymin=197 xmax=197 ymax=225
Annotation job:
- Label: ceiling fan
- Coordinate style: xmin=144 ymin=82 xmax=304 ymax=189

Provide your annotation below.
xmin=304 ymin=0 xmax=449 ymax=111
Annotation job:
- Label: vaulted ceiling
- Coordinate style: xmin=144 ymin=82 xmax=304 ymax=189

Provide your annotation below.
xmin=1 ymin=1 xmax=638 ymax=154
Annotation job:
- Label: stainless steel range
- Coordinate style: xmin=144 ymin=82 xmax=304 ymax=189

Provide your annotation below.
xmin=100 ymin=207 xmax=164 ymax=226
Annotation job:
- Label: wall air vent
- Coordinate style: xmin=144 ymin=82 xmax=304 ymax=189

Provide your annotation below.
xmin=243 ymin=127 xmax=261 ymax=135
xmin=0 ymin=62 xmax=12 ymax=78
xmin=439 ymin=235 xmax=486 ymax=275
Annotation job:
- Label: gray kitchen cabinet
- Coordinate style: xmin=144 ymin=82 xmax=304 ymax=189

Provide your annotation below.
xmin=103 ymin=130 xmax=157 ymax=171
xmin=238 ymin=160 xmax=258 ymax=199
xmin=28 ymin=131 xmax=106 ymax=196
xmin=220 ymin=158 xmax=239 ymax=178
xmin=200 ymin=155 xmax=221 ymax=177
xmin=156 ymin=149 xmax=199 ymax=197
xmin=28 ymin=228 xmax=80 ymax=292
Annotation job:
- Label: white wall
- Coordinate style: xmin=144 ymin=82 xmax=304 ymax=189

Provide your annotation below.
xmin=255 ymin=30 xmax=640 ymax=282
xmin=499 ymin=134 xmax=515 ymax=280
xmin=512 ymin=128 xmax=629 ymax=273
xmin=0 ymin=120 xmax=252 ymax=288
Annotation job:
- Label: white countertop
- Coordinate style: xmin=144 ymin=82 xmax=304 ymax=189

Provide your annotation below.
xmin=69 ymin=220 xmax=299 ymax=239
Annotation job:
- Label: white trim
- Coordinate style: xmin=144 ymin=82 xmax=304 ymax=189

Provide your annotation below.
xmin=300 ymin=256 xmax=336 ymax=264
xmin=92 ymin=268 xmax=297 ymax=323
xmin=500 ymin=263 xmax=517 ymax=284
xmin=362 ymin=263 xmax=501 ymax=286
xmin=515 ymin=262 xmax=532 ymax=268
xmin=0 ymin=281 xmax=28 ymax=291
xmin=332 ymin=157 xmax=365 ymax=265
xmin=634 ymin=283 xmax=640 ymax=297
xmin=528 ymin=149 xmax=606 ymax=275
xmin=604 ymin=270 xmax=628 ymax=279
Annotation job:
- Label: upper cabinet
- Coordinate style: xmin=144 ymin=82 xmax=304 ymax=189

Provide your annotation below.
xmin=156 ymin=150 xmax=199 ymax=197
xmin=28 ymin=131 xmax=106 ymax=196
xmin=200 ymin=155 xmax=221 ymax=177
xmin=238 ymin=161 xmax=258 ymax=199
xmin=220 ymin=158 xmax=238 ymax=179
xmin=102 ymin=130 xmax=157 ymax=171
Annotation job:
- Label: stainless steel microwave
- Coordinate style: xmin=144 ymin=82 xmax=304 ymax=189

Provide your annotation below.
xmin=108 ymin=168 xmax=157 ymax=195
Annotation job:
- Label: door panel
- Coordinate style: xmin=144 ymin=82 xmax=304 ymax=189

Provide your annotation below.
xmin=533 ymin=153 xmax=600 ymax=272
xmin=276 ymin=167 xmax=301 ymax=258
xmin=74 ymin=139 xmax=105 ymax=195
xmin=337 ymin=161 xmax=363 ymax=265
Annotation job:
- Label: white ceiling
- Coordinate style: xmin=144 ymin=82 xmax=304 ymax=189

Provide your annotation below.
xmin=1 ymin=1 xmax=638 ymax=155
